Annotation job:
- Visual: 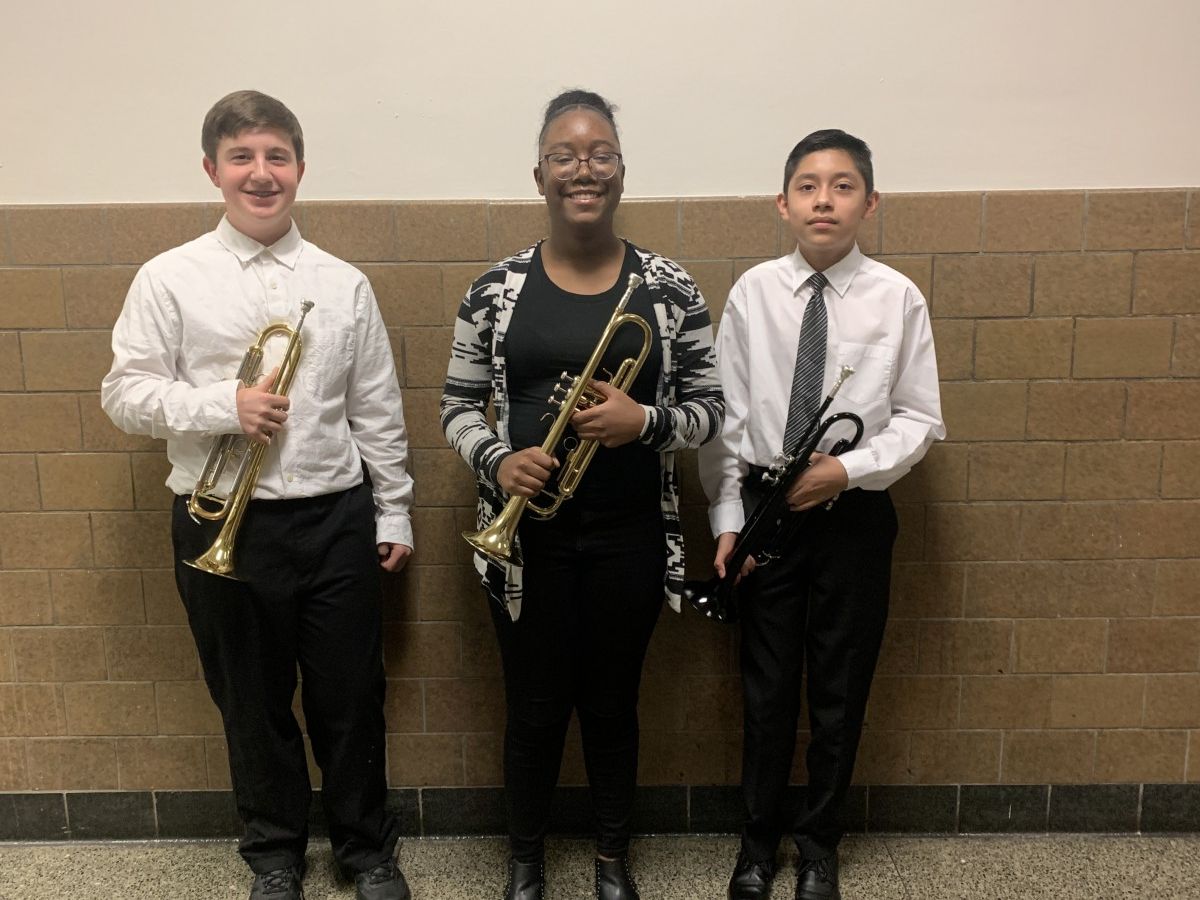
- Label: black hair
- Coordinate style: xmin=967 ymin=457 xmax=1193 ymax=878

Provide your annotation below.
xmin=538 ymin=89 xmax=620 ymax=151
xmin=782 ymin=129 xmax=873 ymax=195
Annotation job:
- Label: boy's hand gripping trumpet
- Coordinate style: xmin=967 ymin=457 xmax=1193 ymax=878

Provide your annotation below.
xmin=684 ymin=365 xmax=864 ymax=623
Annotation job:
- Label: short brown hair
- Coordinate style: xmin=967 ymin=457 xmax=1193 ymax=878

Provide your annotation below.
xmin=201 ymin=90 xmax=304 ymax=162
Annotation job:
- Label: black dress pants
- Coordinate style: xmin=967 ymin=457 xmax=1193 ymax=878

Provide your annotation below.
xmin=172 ymin=483 xmax=399 ymax=874
xmin=489 ymin=503 xmax=665 ymax=863
xmin=737 ymin=487 xmax=897 ymax=863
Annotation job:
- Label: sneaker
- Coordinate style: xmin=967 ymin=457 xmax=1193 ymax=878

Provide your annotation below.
xmin=355 ymin=858 xmax=412 ymax=900
xmin=250 ymin=865 xmax=304 ymax=900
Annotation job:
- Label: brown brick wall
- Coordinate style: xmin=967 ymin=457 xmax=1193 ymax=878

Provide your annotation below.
xmin=0 ymin=190 xmax=1197 ymax=794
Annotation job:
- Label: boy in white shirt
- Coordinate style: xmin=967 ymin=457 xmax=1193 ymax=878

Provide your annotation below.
xmin=699 ymin=129 xmax=944 ymax=900
xmin=102 ymin=90 xmax=414 ymax=900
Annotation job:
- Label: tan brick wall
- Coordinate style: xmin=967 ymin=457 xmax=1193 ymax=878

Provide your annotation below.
xmin=0 ymin=190 xmax=1198 ymax=794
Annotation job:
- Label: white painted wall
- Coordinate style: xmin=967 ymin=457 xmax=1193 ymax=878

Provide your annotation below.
xmin=2 ymin=0 xmax=1197 ymax=203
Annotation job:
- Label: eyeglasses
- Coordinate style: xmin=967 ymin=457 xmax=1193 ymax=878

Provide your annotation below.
xmin=539 ymin=152 xmax=623 ymax=181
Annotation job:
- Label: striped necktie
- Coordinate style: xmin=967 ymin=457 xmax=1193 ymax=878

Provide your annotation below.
xmin=781 ymin=271 xmax=829 ymax=453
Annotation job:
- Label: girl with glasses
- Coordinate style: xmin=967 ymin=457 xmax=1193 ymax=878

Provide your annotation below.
xmin=441 ymin=88 xmax=724 ymax=900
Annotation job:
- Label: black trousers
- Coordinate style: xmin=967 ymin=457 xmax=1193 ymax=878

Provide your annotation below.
xmin=489 ymin=503 xmax=665 ymax=863
xmin=737 ymin=487 xmax=897 ymax=863
xmin=172 ymin=483 xmax=399 ymax=874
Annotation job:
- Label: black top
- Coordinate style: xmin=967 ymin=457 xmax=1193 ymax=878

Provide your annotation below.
xmin=506 ymin=243 xmax=663 ymax=512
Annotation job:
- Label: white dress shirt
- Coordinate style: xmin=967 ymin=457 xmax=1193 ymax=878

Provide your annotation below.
xmin=698 ymin=245 xmax=945 ymax=536
xmin=101 ymin=216 xmax=415 ymax=547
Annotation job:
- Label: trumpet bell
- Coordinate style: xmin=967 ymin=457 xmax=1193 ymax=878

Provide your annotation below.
xmin=462 ymin=523 xmax=524 ymax=567
xmin=183 ymin=539 xmax=242 ymax=580
xmin=683 ymin=577 xmax=737 ymax=623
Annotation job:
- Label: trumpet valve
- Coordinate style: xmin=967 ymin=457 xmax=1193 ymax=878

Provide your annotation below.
xmin=548 ymin=381 xmax=571 ymax=408
xmin=579 ymin=386 xmax=605 ymax=409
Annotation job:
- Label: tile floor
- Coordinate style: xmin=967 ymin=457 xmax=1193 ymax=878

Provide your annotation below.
xmin=1 ymin=833 xmax=1198 ymax=899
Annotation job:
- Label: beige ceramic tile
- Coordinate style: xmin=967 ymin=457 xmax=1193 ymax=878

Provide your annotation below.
xmin=881 ymin=193 xmax=982 ymax=254
xmin=21 ymin=331 xmax=114 ymax=392
xmin=62 ymin=682 xmax=157 ymax=735
xmin=615 ymin=200 xmax=679 ymax=256
xmin=37 ymin=453 xmax=133 ymax=510
xmin=1026 ymin=383 xmax=1125 ymax=440
xmin=932 ymin=255 xmax=1032 ymax=318
xmin=968 ymin=442 xmax=1065 ymax=500
xmin=938 ymin=382 xmax=1027 ymax=441
xmin=24 ymin=737 xmax=118 ymax=789
xmin=924 ymin=504 xmax=1021 ymax=561
xmin=62 ymin=266 xmax=137 ymax=328
xmin=1073 ymin=318 xmax=1174 ymax=377
xmin=680 ymin=197 xmax=777 ymax=258
xmin=486 ymin=202 xmax=547 ymax=260
xmin=51 ymin=570 xmax=145 ymax=625
xmin=1126 ymin=382 xmax=1200 ymax=439
xmin=116 ymin=736 xmax=208 ymax=789
xmin=1033 ymin=252 xmax=1132 ymax=316
xmin=1133 ymin=251 xmax=1200 ymax=314
xmin=984 ymin=191 xmax=1084 ymax=252
xmin=360 ymin=264 xmax=443 ymax=326
xmin=1085 ymin=190 xmax=1187 ymax=250
xmin=1064 ymin=442 xmax=1163 ymax=500
xmin=1018 ymin=503 xmax=1121 ymax=561
xmin=9 ymin=206 xmax=109 ymax=265
xmin=0 ymin=454 xmax=40 ymax=511
xmin=89 ymin=511 xmax=173 ymax=568
xmin=107 ymin=204 xmax=210 ymax=264
xmin=298 ymin=201 xmax=396 ymax=262
xmin=0 ymin=268 xmax=65 ymax=328
xmin=974 ymin=318 xmax=1072 ymax=379
xmin=1014 ymin=619 xmax=1107 ymax=673
xmin=397 ymin=201 xmax=489 ymax=262
xmin=0 ymin=512 xmax=93 ymax=568
xmin=1049 ymin=674 xmax=1145 ymax=728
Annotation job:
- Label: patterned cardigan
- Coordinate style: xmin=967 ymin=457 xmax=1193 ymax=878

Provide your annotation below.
xmin=440 ymin=241 xmax=725 ymax=621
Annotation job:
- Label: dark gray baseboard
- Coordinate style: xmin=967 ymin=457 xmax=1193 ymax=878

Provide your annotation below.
xmin=1 ymin=784 xmax=1197 ymax=841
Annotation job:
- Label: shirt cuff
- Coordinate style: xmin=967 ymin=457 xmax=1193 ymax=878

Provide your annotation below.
xmin=835 ymin=448 xmax=875 ymax=490
xmin=375 ymin=513 xmax=414 ymax=549
xmin=708 ymin=499 xmax=746 ymax=538
xmin=201 ymin=379 xmax=243 ymax=435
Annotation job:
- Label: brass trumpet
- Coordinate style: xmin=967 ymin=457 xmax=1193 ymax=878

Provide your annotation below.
xmin=184 ymin=301 xmax=314 ymax=579
xmin=463 ymin=273 xmax=651 ymax=566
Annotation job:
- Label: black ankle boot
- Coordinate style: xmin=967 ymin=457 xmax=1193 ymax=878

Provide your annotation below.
xmin=503 ymin=857 xmax=544 ymax=900
xmin=595 ymin=856 xmax=639 ymax=900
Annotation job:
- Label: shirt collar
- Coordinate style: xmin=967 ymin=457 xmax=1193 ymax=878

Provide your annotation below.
xmin=215 ymin=215 xmax=304 ymax=269
xmin=789 ymin=244 xmax=864 ymax=299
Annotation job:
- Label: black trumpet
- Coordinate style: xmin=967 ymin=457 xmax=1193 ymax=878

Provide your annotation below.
xmin=685 ymin=366 xmax=864 ymax=624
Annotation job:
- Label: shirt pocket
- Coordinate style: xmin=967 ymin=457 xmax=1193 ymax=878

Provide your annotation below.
xmin=834 ymin=341 xmax=896 ymax=406
xmin=301 ymin=326 xmax=356 ymax=398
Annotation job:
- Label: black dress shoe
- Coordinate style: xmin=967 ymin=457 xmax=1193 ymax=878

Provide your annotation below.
xmin=250 ymin=863 xmax=305 ymax=900
xmin=503 ymin=857 xmax=544 ymax=900
xmin=355 ymin=858 xmax=411 ymax=900
xmin=795 ymin=853 xmax=839 ymax=900
xmin=595 ymin=856 xmax=639 ymax=900
xmin=728 ymin=851 xmax=775 ymax=900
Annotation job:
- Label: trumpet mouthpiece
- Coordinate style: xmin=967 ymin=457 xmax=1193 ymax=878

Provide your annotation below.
xmin=615 ymin=273 xmax=644 ymax=312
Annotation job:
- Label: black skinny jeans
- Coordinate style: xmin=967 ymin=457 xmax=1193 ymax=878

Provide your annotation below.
xmin=489 ymin=502 xmax=665 ymax=863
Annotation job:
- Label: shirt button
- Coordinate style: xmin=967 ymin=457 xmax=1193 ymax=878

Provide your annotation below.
xmin=287 ymin=474 xmax=294 ymax=483
xmin=270 ymin=282 xmax=278 ymax=290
